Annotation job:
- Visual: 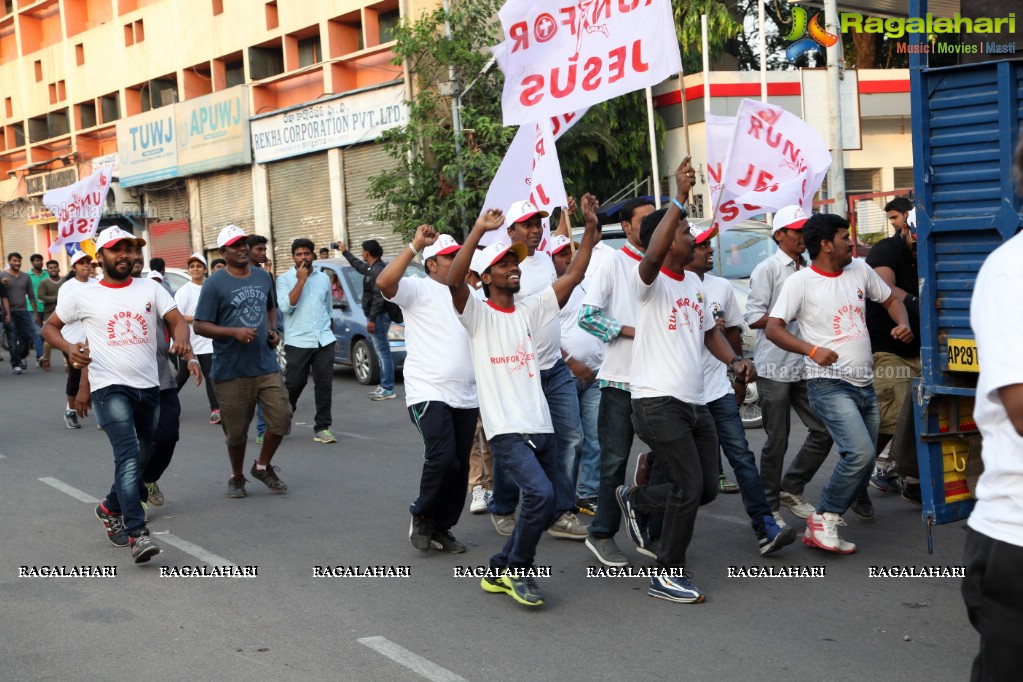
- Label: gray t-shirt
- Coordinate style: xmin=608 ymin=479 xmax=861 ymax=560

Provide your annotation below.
xmin=0 ymin=270 xmax=35 ymax=313
xmin=193 ymin=267 xmax=279 ymax=381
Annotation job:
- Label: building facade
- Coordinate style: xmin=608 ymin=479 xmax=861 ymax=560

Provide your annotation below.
xmin=0 ymin=0 xmax=426 ymax=269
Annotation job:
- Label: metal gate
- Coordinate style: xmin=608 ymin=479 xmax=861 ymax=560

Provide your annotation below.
xmin=343 ymin=143 xmax=403 ymax=258
xmin=268 ymin=152 xmax=332 ymax=272
xmin=198 ymin=169 xmax=255 ymax=251
xmin=149 ymin=219 xmax=192 ymax=268
xmin=0 ymin=200 xmax=38 ymax=259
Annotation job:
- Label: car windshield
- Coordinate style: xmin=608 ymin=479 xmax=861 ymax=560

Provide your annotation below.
xmin=576 ymin=224 xmax=779 ymax=280
xmin=709 ymin=228 xmax=779 ymax=280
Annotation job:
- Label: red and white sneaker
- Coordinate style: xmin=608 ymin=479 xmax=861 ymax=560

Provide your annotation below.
xmin=802 ymin=512 xmax=856 ymax=554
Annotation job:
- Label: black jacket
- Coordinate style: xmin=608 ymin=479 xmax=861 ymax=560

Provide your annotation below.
xmin=342 ymin=251 xmax=386 ymax=319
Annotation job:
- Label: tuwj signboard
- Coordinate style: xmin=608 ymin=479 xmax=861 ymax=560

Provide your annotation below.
xmin=250 ymin=83 xmax=408 ymax=164
xmin=116 ymin=86 xmax=250 ymax=187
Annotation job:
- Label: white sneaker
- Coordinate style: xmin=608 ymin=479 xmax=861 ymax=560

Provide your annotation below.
xmin=469 ymin=485 xmax=488 ymax=514
xmin=772 ymin=511 xmax=787 ymax=529
xmin=802 ymin=511 xmax=856 ymax=554
xmin=780 ymin=491 xmax=816 ymax=519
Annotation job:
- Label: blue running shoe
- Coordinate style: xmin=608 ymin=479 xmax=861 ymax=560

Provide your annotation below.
xmin=759 ymin=514 xmax=797 ymax=556
xmin=615 ymin=485 xmax=653 ymax=557
xmin=649 ymin=573 xmax=705 ymax=603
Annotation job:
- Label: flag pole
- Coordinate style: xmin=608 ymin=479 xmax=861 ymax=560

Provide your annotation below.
xmin=759 ymin=0 xmax=768 ymax=102
xmin=645 ymin=86 xmax=661 ymax=209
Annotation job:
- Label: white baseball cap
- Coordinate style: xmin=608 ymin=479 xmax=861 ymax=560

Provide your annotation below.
xmin=147 ymin=271 xmax=163 ymax=281
xmin=217 ymin=224 xmax=248 ymax=248
xmin=96 ymin=226 xmax=146 ymax=249
xmin=422 ymin=234 xmax=461 ymax=260
xmin=772 ymin=205 xmax=809 ymax=234
xmin=69 ymin=250 xmax=91 ymax=265
xmin=187 ymin=252 xmax=208 ymax=267
xmin=505 ymin=200 xmax=549 ymax=226
xmin=549 ymin=234 xmax=580 ymax=255
xmin=477 ymin=241 xmax=528 ymax=272
xmin=687 ymin=224 xmax=714 ymax=245
xmin=469 ymin=248 xmax=490 ymax=276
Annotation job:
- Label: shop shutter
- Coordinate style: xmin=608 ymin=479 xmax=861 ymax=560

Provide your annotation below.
xmin=198 ymin=169 xmax=255 ymax=250
xmin=267 ymin=152 xmax=332 ymax=271
xmin=149 ymin=219 xmax=192 ymax=269
xmin=0 ymin=201 xmax=38 ymax=260
xmin=145 ymin=184 xmax=189 ymax=223
xmin=342 ymin=143 xmax=403 ymax=258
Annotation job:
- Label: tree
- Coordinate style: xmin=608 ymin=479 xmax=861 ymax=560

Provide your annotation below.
xmin=371 ymin=0 xmax=668 ymax=238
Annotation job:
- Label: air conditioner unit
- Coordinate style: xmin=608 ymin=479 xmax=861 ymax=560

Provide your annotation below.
xmin=106 ymin=182 xmax=145 ymax=217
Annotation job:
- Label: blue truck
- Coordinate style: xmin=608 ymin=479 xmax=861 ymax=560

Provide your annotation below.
xmin=908 ymin=0 xmax=1023 ymax=549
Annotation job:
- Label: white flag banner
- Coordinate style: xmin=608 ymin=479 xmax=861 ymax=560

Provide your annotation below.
xmin=44 ymin=166 xmax=114 ymax=254
xmin=704 ymin=114 xmax=736 ymax=208
xmin=711 ymin=99 xmax=831 ymax=233
xmin=495 ymin=0 xmax=681 ymax=126
xmin=479 ymin=109 xmax=586 ymax=251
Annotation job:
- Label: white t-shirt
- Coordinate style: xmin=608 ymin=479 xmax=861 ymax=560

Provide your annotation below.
xmin=769 ymin=259 xmax=892 ymax=387
xmin=516 ymin=250 xmax=561 ymax=370
xmin=174 ymin=281 xmax=214 ymax=355
xmin=560 ymin=284 xmax=603 ymax=372
xmin=55 ymin=278 xmax=177 ymax=391
xmin=968 ymin=230 xmax=1023 ymax=547
xmin=457 ymin=288 xmax=558 ymax=439
xmin=631 ymin=268 xmax=713 ymax=404
xmin=581 ymin=245 xmax=643 ymax=384
xmin=57 ymin=278 xmax=95 ymax=345
xmin=586 ymin=240 xmax=616 ymax=279
xmin=387 ymin=276 xmax=477 ymax=409
xmin=700 ymin=273 xmax=744 ymax=403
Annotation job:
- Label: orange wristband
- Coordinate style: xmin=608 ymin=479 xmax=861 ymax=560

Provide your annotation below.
xmin=809 ymin=346 xmax=819 ymax=359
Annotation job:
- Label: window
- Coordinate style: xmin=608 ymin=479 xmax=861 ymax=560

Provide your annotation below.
xmin=34 ymin=59 xmax=41 ymax=81
xmin=298 ymin=35 xmax=321 ymax=67
xmin=265 ymin=1 xmax=277 ymax=30
xmin=211 ymin=0 xmax=223 ymax=15
xmin=100 ymin=93 xmax=120 ymax=123
xmin=4 ymin=96 xmax=11 ymax=118
xmin=378 ymin=9 xmax=399 ymax=44
xmin=75 ymin=42 xmax=84 ymax=65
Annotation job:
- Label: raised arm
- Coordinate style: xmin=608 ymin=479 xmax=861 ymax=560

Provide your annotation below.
xmin=638 ymin=157 xmax=694 ymax=285
xmin=378 ymin=225 xmax=437 ymax=299
xmin=551 ymin=193 xmax=599 ymax=308
xmin=340 ymin=243 xmax=371 ymax=275
xmin=554 ymin=196 xmax=577 ymax=239
xmin=448 ymin=209 xmax=505 ymax=314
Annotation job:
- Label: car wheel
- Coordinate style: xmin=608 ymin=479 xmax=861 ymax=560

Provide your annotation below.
xmin=740 ymin=380 xmax=763 ymax=429
xmin=352 ymin=338 xmax=379 ymax=385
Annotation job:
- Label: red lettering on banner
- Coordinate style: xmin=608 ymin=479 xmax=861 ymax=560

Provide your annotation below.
xmin=510 ymin=21 xmax=529 ymax=52
xmin=520 ymin=75 xmax=545 ymax=106
xmin=582 ymin=57 xmax=602 ymax=91
xmin=531 ymin=184 xmax=552 ymax=207
xmin=708 ymin=163 xmax=723 ymax=185
xmin=517 ymin=39 xmax=647 ymax=107
xmin=632 ymin=40 xmax=649 ymax=72
xmin=76 ymin=217 xmax=91 ymax=233
xmin=754 ymin=107 xmax=782 ymax=125
xmin=735 ymin=165 xmax=778 ymax=192
xmin=608 ymin=46 xmax=627 ymax=83
xmin=551 ymin=65 xmax=577 ymax=98
xmin=534 ymin=136 xmax=546 ymax=157
xmin=783 ymin=140 xmax=801 ymax=165
xmin=559 ymin=6 xmax=577 ymax=34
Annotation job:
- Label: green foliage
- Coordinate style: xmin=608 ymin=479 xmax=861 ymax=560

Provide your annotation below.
xmin=674 ymin=0 xmax=742 ymax=73
xmin=370 ymin=0 xmax=510 ymax=239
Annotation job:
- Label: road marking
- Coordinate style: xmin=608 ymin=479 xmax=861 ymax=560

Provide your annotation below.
xmin=357 ymin=636 xmax=468 ymax=682
xmin=39 ymin=477 xmax=237 ymax=567
xmin=334 ymin=431 xmax=371 ymax=441
xmin=701 ymin=511 xmax=752 ymax=527
xmin=158 ymin=533 xmax=237 ymax=568
xmin=38 ymin=477 xmax=100 ymax=504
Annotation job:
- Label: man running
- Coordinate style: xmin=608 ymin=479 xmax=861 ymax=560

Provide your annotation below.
xmin=378 ymin=227 xmax=478 ymax=554
xmin=42 ymin=227 xmax=190 ymax=563
xmin=447 ymin=198 xmax=598 ymax=607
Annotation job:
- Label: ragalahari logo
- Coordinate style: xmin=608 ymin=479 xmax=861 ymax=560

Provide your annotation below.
xmin=784 ymin=6 xmax=839 ymax=64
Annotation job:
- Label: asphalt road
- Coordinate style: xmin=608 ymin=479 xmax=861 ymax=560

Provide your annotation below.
xmin=0 ymin=363 xmax=976 ymax=681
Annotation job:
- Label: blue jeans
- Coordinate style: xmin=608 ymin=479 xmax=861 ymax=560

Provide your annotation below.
xmin=575 ymin=377 xmax=601 ymax=500
xmin=487 ymin=433 xmax=558 ymax=569
xmin=489 ymin=359 xmax=581 ymax=517
xmin=256 ymin=403 xmax=265 ymax=437
xmin=32 ymin=313 xmax=43 ymax=359
xmin=371 ymin=313 xmax=394 ymax=391
xmin=92 ymin=385 xmax=160 ymax=536
xmin=589 ymin=386 xmax=637 ymax=538
xmin=7 ymin=310 xmax=34 ymax=368
xmin=706 ymin=393 xmax=772 ymax=537
xmin=807 ymin=379 xmax=880 ymax=514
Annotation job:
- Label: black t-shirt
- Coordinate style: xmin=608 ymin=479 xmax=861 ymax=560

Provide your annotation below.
xmin=865 ymin=234 xmax=920 ymax=357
